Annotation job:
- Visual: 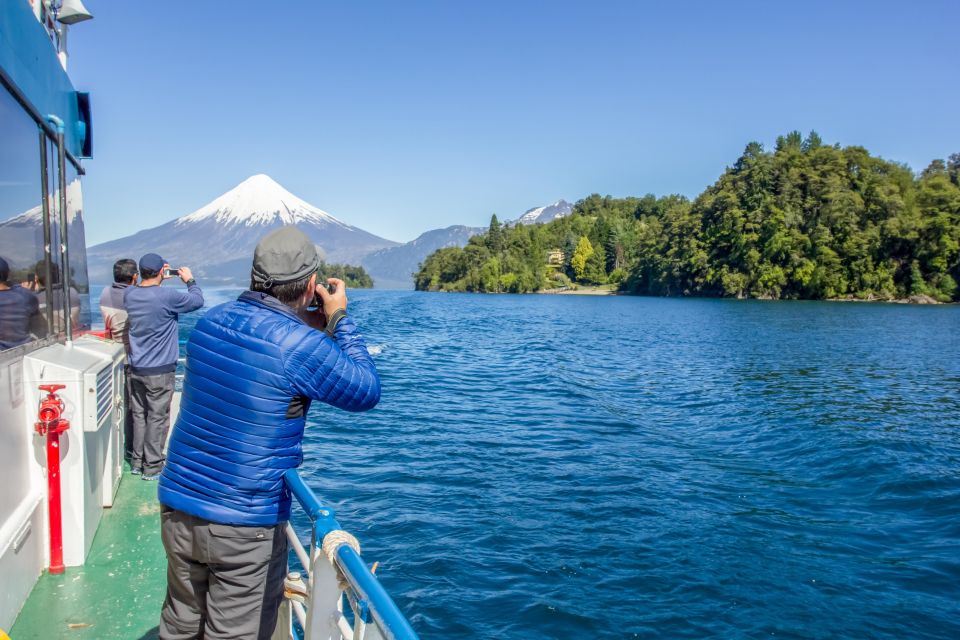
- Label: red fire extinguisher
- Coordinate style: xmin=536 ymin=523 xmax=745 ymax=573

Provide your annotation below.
xmin=35 ymin=384 xmax=70 ymax=574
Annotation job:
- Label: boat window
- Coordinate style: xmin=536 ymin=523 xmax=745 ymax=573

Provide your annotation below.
xmin=64 ymin=162 xmax=91 ymax=332
xmin=0 ymin=85 xmax=47 ymax=352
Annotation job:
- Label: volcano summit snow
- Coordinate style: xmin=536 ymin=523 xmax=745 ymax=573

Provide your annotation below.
xmin=88 ymin=175 xmax=398 ymax=284
xmin=176 ymin=175 xmax=350 ymax=228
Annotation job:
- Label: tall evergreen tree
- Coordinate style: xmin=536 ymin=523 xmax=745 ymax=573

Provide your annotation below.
xmin=415 ymin=134 xmax=960 ymax=301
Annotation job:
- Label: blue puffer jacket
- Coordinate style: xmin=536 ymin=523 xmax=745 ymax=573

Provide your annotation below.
xmin=158 ymin=291 xmax=380 ymax=525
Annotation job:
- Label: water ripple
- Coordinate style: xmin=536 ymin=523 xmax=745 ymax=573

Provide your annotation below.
xmin=177 ymin=290 xmax=960 ymax=639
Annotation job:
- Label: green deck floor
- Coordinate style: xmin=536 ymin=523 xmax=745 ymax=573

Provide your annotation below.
xmin=10 ymin=471 xmax=166 ymax=640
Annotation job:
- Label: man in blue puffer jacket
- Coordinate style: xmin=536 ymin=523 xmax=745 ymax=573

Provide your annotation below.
xmin=157 ymin=226 xmax=380 ymax=640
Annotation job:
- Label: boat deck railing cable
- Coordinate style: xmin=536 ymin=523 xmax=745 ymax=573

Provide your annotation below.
xmin=274 ymin=468 xmax=420 ymax=640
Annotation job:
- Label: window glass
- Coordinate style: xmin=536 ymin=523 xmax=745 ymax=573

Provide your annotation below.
xmin=0 ymin=86 xmax=46 ymax=351
xmin=65 ymin=163 xmax=91 ymax=332
xmin=45 ymin=136 xmax=68 ymax=336
xmin=37 ymin=141 xmax=89 ymax=336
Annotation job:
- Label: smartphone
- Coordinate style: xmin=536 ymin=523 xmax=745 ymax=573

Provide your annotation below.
xmin=164 ymin=268 xmax=180 ymax=278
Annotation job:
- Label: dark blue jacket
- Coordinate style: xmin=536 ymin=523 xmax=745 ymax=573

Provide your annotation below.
xmin=157 ymin=291 xmax=380 ymax=526
xmin=124 ymin=282 xmax=204 ymax=375
xmin=0 ymin=285 xmax=40 ymax=349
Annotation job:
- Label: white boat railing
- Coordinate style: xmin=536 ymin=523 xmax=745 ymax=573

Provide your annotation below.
xmin=273 ymin=469 xmax=419 ymax=640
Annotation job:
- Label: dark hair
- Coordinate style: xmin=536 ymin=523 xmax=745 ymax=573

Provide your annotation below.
xmin=0 ymin=257 xmax=9 ymax=282
xmin=249 ymin=272 xmax=313 ymax=304
xmin=35 ymin=261 xmax=61 ymax=287
xmin=113 ymin=258 xmax=138 ymax=283
xmin=140 ymin=266 xmax=160 ymax=280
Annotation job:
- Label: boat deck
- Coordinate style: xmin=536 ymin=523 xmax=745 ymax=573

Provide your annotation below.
xmin=10 ymin=471 xmax=166 ymax=639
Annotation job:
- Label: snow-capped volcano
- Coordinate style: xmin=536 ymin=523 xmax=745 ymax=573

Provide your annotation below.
xmin=176 ymin=174 xmax=350 ymax=228
xmin=514 ymin=199 xmax=573 ymax=225
xmin=88 ymin=175 xmax=398 ymax=284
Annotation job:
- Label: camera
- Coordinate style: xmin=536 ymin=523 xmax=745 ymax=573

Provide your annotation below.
xmin=164 ymin=268 xmax=180 ymax=278
xmin=309 ymin=282 xmax=337 ymax=309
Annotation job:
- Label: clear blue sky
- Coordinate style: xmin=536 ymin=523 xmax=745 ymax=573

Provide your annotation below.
xmin=69 ymin=0 xmax=959 ymax=245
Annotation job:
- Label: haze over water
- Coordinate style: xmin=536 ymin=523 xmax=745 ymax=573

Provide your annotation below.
xmin=160 ymin=289 xmax=960 ymax=638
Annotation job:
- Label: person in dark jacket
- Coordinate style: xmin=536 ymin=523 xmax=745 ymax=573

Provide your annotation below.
xmin=157 ymin=226 xmax=380 ymax=640
xmin=125 ymin=253 xmax=204 ymax=480
xmin=100 ymin=258 xmax=138 ymax=463
xmin=0 ymin=256 xmax=41 ymax=350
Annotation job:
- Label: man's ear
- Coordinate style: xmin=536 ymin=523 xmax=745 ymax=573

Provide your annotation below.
xmin=304 ymin=273 xmax=318 ymax=303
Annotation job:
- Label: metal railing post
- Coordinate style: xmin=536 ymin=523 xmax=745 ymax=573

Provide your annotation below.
xmin=281 ymin=469 xmax=419 ymax=640
xmin=38 ymin=131 xmax=55 ymax=335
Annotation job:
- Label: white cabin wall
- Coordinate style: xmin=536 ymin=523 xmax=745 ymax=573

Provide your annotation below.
xmin=0 ymin=353 xmax=46 ymax=631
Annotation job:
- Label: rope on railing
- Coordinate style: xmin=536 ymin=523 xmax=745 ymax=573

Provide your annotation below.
xmin=281 ymin=468 xmax=420 ymax=640
xmin=321 ymin=529 xmax=361 ymax=563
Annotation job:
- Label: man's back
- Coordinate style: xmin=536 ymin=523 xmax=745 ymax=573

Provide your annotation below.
xmin=158 ymin=291 xmax=380 ymax=526
xmin=125 ymin=282 xmax=203 ymax=374
xmin=100 ymin=282 xmax=132 ymax=348
xmin=0 ymin=285 xmax=40 ymax=349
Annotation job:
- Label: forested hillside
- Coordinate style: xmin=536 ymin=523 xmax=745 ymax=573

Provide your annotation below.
xmin=320 ymin=260 xmax=374 ymax=288
xmin=414 ymin=132 xmax=960 ymax=301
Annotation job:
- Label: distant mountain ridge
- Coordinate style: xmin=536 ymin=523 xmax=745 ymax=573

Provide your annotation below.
xmin=88 ymin=177 xmax=571 ymax=288
xmin=87 ymin=175 xmax=398 ymax=284
xmin=513 ymin=199 xmax=573 ymax=226
xmin=361 ymin=200 xmax=572 ymax=288
xmin=361 ymin=225 xmax=485 ymax=289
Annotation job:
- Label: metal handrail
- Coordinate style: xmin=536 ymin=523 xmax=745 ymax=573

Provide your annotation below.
xmin=281 ymin=468 xmax=419 ymax=640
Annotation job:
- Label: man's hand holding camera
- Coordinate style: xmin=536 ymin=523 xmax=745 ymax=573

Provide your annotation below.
xmin=316 ymin=277 xmax=347 ymax=317
xmin=299 ymin=277 xmax=347 ymax=333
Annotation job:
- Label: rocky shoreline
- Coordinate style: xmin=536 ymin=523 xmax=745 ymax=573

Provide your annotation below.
xmin=533 ymin=289 xmax=951 ymax=303
xmin=828 ymin=294 xmax=947 ymax=305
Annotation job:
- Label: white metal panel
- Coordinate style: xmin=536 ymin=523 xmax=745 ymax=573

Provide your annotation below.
xmin=22 ymin=342 xmax=111 ymax=566
xmin=0 ymin=354 xmax=34 ymax=542
xmin=0 ymin=495 xmax=44 ymax=632
xmin=73 ymin=337 xmax=126 ymax=507
xmin=0 ymin=349 xmax=45 ymax=631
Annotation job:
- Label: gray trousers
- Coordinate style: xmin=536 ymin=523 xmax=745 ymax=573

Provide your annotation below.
xmin=128 ymin=371 xmax=175 ymax=475
xmin=159 ymin=507 xmax=288 ymax=640
xmin=123 ymin=365 xmax=134 ymax=462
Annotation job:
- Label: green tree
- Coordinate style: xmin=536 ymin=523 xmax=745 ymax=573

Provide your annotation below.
xmin=570 ymin=236 xmax=594 ymax=281
xmin=414 ymin=136 xmax=960 ymax=302
xmin=486 ymin=214 xmax=504 ymax=253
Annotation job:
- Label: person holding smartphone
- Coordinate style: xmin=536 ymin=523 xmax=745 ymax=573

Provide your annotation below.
xmin=124 ymin=253 xmax=204 ymax=480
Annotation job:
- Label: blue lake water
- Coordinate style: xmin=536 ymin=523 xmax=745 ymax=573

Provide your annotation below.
xmin=95 ymin=287 xmax=960 ymax=638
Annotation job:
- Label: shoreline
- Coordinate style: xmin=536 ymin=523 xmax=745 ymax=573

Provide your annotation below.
xmin=537 ymin=286 xmax=620 ymax=296
xmin=416 ymin=286 xmax=954 ymax=304
xmin=533 ymin=289 xmax=952 ymax=303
